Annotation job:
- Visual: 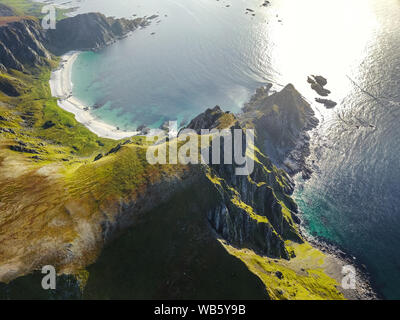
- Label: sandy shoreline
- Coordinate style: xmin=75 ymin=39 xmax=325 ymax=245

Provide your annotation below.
xmin=49 ymin=51 xmax=138 ymax=140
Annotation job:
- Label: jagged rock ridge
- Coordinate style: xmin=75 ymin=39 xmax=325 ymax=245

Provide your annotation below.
xmin=241 ymin=84 xmax=319 ymax=178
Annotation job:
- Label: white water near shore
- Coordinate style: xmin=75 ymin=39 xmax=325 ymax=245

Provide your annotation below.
xmin=49 ymin=52 xmax=138 ymax=140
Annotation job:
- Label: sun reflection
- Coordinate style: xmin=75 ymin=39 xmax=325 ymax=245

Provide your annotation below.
xmin=261 ymin=0 xmax=379 ymax=105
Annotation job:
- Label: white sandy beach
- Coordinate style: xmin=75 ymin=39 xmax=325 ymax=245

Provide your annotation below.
xmin=49 ymin=51 xmax=138 ymax=140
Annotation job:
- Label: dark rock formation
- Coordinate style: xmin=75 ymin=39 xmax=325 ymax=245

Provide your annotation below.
xmin=94 ymin=153 xmax=103 ymax=161
xmin=45 ymin=13 xmax=150 ymax=55
xmin=0 ymin=75 xmax=21 ymax=96
xmin=206 ymin=153 xmax=302 ymax=259
xmin=0 ymin=17 xmax=51 ymax=71
xmin=188 ymin=103 xmax=303 ymax=259
xmin=313 ymin=75 xmax=327 ymax=87
xmin=315 ymin=98 xmax=337 ymax=108
xmin=9 ymin=144 xmax=39 ymax=154
xmin=186 ymin=105 xmax=234 ymax=133
xmin=307 ymin=75 xmax=331 ymax=96
xmin=241 ymin=84 xmax=319 ymax=177
xmin=42 ymin=120 xmax=55 ymax=129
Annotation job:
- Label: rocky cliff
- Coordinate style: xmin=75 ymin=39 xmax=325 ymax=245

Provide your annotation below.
xmin=0 ymin=11 xmax=150 ymax=74
xmin=186 ymin=104 xmax=303 ymax=259
xmin=0 ymin=16 xmax=51 ymax=72
xmin=45 ymin=13 xmax=150 ymax=55
xmin=241 ymin=84 xmax=319 ymax=178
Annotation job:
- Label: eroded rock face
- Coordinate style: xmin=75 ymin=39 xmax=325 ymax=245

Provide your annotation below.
xmin=307 ymin=75 xmax=330 ymax=96
xmin=205 ymin=157 xmax=302 ymax=259
xmin=0 ymin=17 xmax=50 ymax=71
xmin=187 ymin=104 xmax=304 ymax=259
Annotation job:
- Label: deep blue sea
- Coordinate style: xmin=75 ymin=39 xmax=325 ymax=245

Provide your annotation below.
xmin=43 ymin=0 xmax=400 ymax=298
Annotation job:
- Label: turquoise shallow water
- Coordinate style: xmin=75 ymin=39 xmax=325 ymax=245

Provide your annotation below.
xmin=49 ymin=0 xmax=400 ymax=298
xmin=70 ymin=0 xmax=275 ymax=130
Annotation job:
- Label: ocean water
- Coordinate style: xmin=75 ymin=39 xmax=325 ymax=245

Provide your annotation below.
xmin=70 ymin=0 xmax=276 ymax=130
xmin=292 ymin=1 xmax=400 ymax=298
xmin=45 ymin=0 xmax=400 ymax=298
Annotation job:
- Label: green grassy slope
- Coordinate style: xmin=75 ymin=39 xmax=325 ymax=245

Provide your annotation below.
xmin=0 ymin=0 xmax=68 ymax=19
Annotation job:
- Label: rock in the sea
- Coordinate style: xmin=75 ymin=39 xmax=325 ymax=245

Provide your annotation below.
xmin=313 ymin=75 xmax=328 ymax=87
xmin=311 ymin=82 xmax=331 ymax=96
xmin=307 ymin=75 xmax=331 ymax=96
xmin=261 ymin=1 xmax=271 ymax=7
xmin=315 ymin=98 xmax=337 ymax=108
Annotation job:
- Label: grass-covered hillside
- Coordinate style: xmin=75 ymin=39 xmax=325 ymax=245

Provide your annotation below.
xmin=0 ymin=0 xmax=68 ymax=20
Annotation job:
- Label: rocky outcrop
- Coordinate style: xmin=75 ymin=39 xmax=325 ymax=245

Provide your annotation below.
xmin=205 ymin=157 xmax=302 ymax=259
xmin=307 ymin=75 xmax=331 ymax=96
xmin=241 ymin=84 xmax=318 ymax=177
xmin=186 ymin=105 xmax=235 ymax=133
xmin=0 ymin=74 xmax=21 ymax=96
xmin=315 ymin=98 xmax=337 ymax=108
xmin=188 ymin=105 xmax=303 ymax=259
xmin=45 ymin=13 xmax=150 ymax=55
xmin=0 ymin=17 xmax=50 ymax=72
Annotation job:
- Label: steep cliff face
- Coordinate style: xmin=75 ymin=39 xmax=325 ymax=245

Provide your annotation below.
xmin=0 ymin=17 xmax=51 ymax=71
xmin=241 ymin=84 xmax=319 ymax=177
xmin=186 ymin=106 xmax=303 ymax=259
xmin=0 ymin=12 xmax=150 ymax=74
xmin=45 ymin=13 xmax=150 ymax=55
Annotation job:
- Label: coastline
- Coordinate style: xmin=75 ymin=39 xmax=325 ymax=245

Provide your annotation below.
xmin=300 ymin=224 xmax=378 ymax=300
xmin=49 ymin=51 xmax=139 ymax=140
xmin=292 ymin=158 xmax=378 ymax=300
xmin=289 ymin=131 xmax=378 ymax=299
xmin=49 ymin=52 xmax=379 ymax=300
